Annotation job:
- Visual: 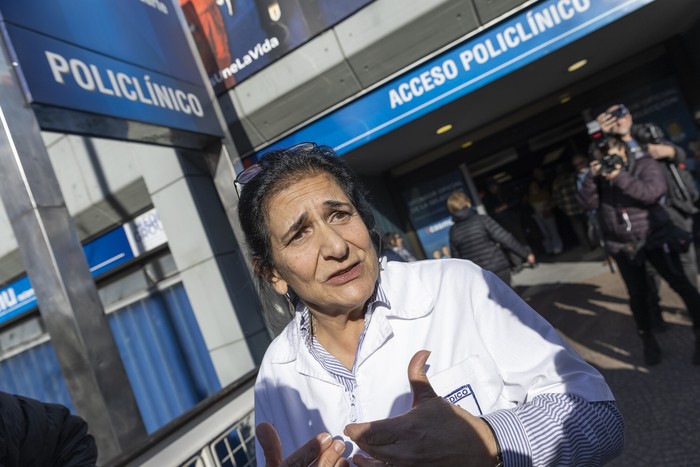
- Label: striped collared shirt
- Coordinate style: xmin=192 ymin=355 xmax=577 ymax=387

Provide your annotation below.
xmin=299 ymin=284 xmax=389 ymax=393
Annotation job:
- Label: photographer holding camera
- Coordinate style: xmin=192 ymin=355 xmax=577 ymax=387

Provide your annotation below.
xmin=578 ymin=134 xmax=700 ymax=366
xmin=597 ymin=104 xmax=699 ymax=288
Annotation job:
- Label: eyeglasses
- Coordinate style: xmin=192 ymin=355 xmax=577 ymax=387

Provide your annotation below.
xmin=234 ymin=142 xmax=318 ymax=196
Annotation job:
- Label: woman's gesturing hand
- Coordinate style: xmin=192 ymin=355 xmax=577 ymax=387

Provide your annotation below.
xmin=344 ymin=350 xmax=499 ymax=467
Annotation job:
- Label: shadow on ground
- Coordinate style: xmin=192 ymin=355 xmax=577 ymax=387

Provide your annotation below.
xmin=513 ymin=270 xmax=699 ymax=467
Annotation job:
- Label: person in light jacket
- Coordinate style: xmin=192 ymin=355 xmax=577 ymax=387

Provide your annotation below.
xmin=237 ymin=142 xmax=624 ymax=466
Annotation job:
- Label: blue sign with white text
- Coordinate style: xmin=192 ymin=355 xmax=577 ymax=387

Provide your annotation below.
xmin=0 ymin=1 xmax=200 ymax=83
xmin=0 ymin=208 xmax=167 ymax=326
xmin=0 ymin=276 xmax=36 ymax=327
xmin=0 ymin=0 xmax=222 ymax=136
xmin=251 ymin=0 xmax=654 ymax=159
xmin=0 ymin=226 xmax=134 ymax=326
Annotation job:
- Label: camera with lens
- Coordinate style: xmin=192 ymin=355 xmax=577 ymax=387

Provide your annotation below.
xmin=587 ymin=120 xmax=620 ymax=173
xmin=632 ymin=123 xmax=664 ymax=147
xmin=608 ymin=106 xmax=628 ymax=119
xmin=600 ymin=153 xmax=624 ymax=175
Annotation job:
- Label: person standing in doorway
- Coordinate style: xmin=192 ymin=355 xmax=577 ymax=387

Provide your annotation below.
xmin=527 ymin=178 xmax=563 ymax=255
xmin=481 ymin=180 xmax=528 ymax=244
xmin=447 ymin=191 xmax=535 ymax=286
xmin=382 ymin=231 xmax=417 ymax=262
xmin=551 ymin=160 xmax=593 ymax=250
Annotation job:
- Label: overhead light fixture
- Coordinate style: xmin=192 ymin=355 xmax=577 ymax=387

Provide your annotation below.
xmin=436 ymin=124 xmax=453 ymax=135
xmin=567 ymin=59 xmax=587 ymax=72
xmin=559 ymin=94 xmax=571 ymax=104
xmin=461 ymin=140 xmax=473 ymax=149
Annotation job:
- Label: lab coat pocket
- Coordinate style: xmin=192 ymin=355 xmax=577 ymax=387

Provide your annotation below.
xmin=428 ymin=356 xmax=504 ymax=416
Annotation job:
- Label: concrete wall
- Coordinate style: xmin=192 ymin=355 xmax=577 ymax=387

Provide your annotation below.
xmin=137 ymin=149 xmax=269 ymax=385
xmin=0 ymin=134 xmax=152 ymax=284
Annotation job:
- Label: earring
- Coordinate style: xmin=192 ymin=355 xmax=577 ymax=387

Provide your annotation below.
xmin=284 ymin=291 xmax=297 ymax=318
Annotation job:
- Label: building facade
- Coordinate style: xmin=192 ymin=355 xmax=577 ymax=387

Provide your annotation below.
xmin=0 ymin=0 xmax=698 ymax=464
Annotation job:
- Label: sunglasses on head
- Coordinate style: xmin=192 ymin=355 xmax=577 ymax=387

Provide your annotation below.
xmin=234 ymin=142 xmax=318 ymax=196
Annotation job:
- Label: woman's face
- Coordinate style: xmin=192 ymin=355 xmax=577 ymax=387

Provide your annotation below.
xmin=265 ymin=173 xmax=379 ymax=318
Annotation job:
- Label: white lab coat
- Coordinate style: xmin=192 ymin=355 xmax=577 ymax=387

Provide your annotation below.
xmin=254 ymin=258 xmax=613 ymax=463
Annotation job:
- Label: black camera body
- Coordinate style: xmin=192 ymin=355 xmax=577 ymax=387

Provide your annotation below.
xmin=600 ymin=154 xmax=625 ymax=175
xmin=632 ymin=123 xmax=664 ymax=146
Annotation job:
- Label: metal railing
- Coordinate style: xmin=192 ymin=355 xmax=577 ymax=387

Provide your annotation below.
xmin=179 ymin=409 xmax=256 ymax=467
xmin=109 ymin=370 xmax=257 ymax=467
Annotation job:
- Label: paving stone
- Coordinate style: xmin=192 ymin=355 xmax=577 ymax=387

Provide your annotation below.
xmin=513 ymin=258 xmax=700 ymax=466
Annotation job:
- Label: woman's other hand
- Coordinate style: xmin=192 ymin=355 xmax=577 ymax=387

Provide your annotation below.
xmin=256 ymin=422 xmax=349 ymax=467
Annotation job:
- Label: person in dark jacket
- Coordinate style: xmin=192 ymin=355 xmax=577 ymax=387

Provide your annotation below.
xmin=578 ymin=135 xmax=700 ymax=366
xmin=597 ymin=103 xmax=699 ymax=332
xmin=0 ymin=391 xmax=97 ymax=467
xmin=382 ymin=231 xmax=417 ymax=262
xmin=447 ymin=191 xmax=535 ymax=286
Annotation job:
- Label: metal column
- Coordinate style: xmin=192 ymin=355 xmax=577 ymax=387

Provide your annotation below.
xmin=0 ymin=32 xmax=146 ymax=463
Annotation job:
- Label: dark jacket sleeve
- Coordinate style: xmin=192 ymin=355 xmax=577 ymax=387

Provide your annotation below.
xmin=449 ymin=237 xmax=458 ymax=259
xmin=670 ymin=142 xmax=687 ymax=164
xmin=0 ymin=392 xmax=98 ymax=467
xmin=483 ymin=215 xmax=529 ymax=259
xmin=632 ymin=123 xmax=686 ymax=162
xmin=613 ymin=158 xmax=667 ymax=205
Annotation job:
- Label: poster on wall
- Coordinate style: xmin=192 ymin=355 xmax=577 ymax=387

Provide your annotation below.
xmin=180 ymin=0 xmax=375 ymax=94
xmin=401 ymin=171 xmax=468 ymax=259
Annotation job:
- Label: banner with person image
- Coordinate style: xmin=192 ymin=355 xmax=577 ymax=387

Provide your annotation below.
xmin=402 ymin=170 xmax=469 ymax=258
xmin=179 ymin=0 xmax=375 ymax=94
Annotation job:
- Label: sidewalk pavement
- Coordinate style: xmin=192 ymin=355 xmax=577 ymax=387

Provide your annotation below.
xmin=511 ymin=248 xmax=699 ymax=466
